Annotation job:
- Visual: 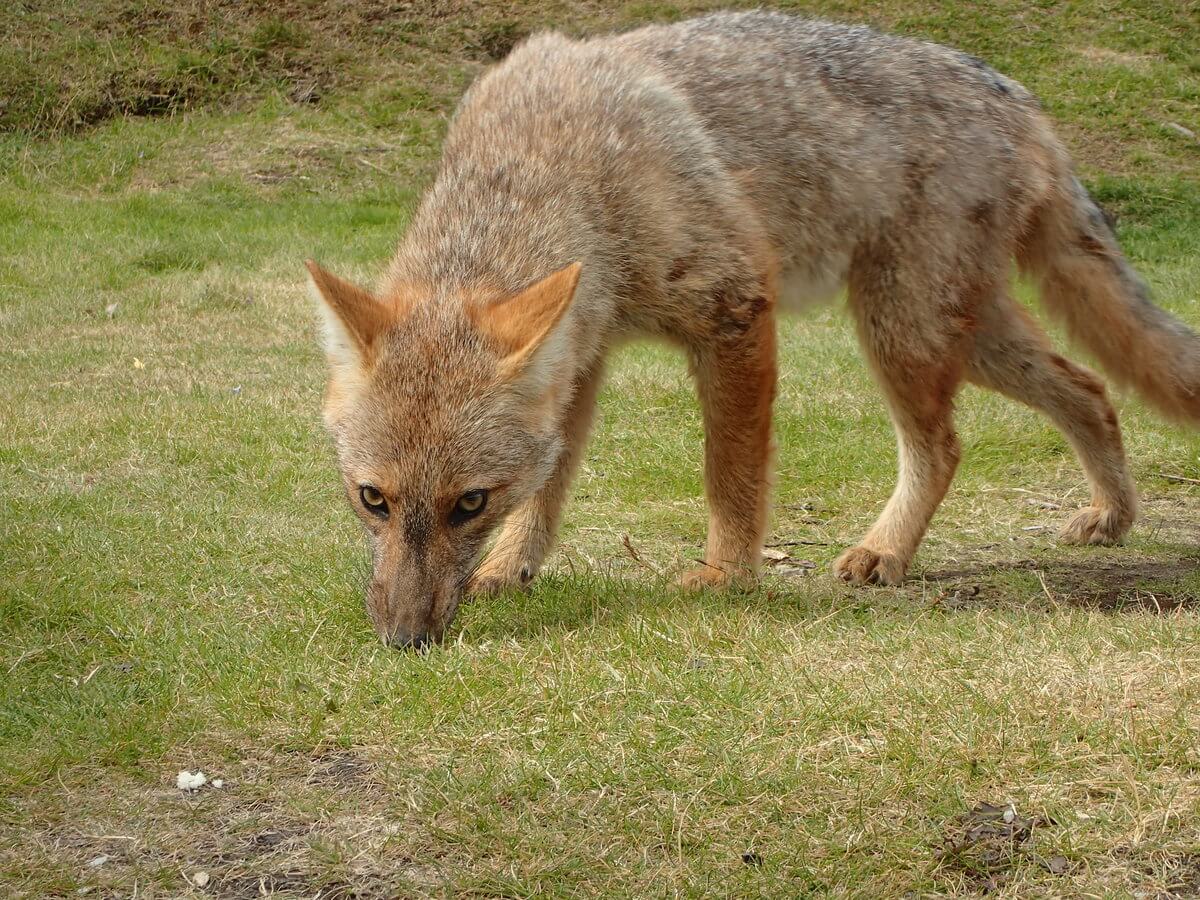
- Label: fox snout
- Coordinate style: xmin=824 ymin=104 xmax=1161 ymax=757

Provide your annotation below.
xmin=365 ymin=579 xmax=419 ymax=649
xmin=366 ymin=579 xmax=440 ymax=650
xmin=365 ymin=561 xmax=466 ymax=651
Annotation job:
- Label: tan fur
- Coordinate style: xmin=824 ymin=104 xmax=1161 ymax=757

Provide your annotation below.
xmin=470 ymin=263 xmax=581 ymax=366
xmin=307 ymin=260 xmax=397 ymax=358
xmin=308 ymin=11 xmax=1199 ymax=646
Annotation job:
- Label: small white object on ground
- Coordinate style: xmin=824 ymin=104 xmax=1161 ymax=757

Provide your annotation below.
xmin=176 ymin=770 xmax=207 ymax=791
xmin=192 ymin=871 xmax=210 ymax=887
xmin=87 ymin=854 xmax=110 ymax=868
xmin=211 ymin=778 xmax=224 ymax=788
xmin=1002 ymin=806 xmax=1016 ymax=824
xmin=1164 ymin=121 xmax=1196 ymax=140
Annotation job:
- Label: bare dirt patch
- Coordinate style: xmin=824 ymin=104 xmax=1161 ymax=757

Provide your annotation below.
xmin=306 ymin=748 xmax=377 ymax=787
xmin=937 ymin=801 xmax=1065 ymax=894
xmin=4 ymin=747 xmax=430 ymax=898
xmin=211 ymin=869 xmax=392 ymax=900
xmin=1077 ymin=46 xmax=1158 ymax=72
xmin=925 ymin=557 xmax=1199 ymax=611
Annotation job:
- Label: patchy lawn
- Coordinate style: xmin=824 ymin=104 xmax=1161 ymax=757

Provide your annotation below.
xmin=1 ymin=0 xmax=1198 ymax=896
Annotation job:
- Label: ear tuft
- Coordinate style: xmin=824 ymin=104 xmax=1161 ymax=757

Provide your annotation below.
xmin=472 ymin=262 xmax=582 ymax=376
xmin=306 ymin=259 xmax=393 ymax=373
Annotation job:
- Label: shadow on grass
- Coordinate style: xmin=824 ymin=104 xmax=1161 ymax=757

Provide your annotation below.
xmin=455 ymin=569 xmax=714 ymax=642
xmin=459 ymin=550 xmax=1200 ymax=643
xmin=921 ymin=555 xmax=1200 ymax=612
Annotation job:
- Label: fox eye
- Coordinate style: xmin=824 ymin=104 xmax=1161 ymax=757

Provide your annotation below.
xmin=359 ymin=485 xmax=388 ymax=518
xmin=451 ymin=489 xmax=488 ymax=525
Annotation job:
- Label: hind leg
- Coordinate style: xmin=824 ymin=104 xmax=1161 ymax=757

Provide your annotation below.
xmin=967 ymin=294 xmax=1136 ymax=544
xmin=833 ymin=271 xmax=968 ymax=586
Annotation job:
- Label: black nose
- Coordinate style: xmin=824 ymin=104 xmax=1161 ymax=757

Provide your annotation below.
xmin=388 ymin=631 xmax=430 ymax=652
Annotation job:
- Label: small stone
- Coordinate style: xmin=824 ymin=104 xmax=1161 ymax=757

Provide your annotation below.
xmin=211 ymin=778 xmax=223 ymax=788
xmin=192 ymin=871 xmax=210 ymax=887
xmin=87 ymin=854 xmax=109 ymax=868
xmin=1043 ymin=855 xmax=1069 ymax=875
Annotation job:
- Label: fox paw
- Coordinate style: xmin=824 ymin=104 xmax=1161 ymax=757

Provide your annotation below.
xmin=678 ymin=564 xmax=755 ymax=592
xmin=467 ymin=560 xmax=535 ymax=597
xmin=832 ymin=546 xmax=907 ymax=586
xmin=1060 ymin=506 xmax=1129 ymax=546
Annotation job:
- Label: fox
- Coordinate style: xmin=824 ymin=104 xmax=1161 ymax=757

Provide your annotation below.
xmin=306 ymin=10 xmax=1200 ymax=648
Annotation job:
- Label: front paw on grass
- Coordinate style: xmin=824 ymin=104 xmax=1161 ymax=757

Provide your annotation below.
xmin=832 ymin=546 xmax=907 ymax=586
xmin=1059 ymin=506 xmax=1129 ymax=546
xmin=677 ymin=564 xmax=756 ymax=592
xmin=467 ymin=564 xmax=535 ymax=597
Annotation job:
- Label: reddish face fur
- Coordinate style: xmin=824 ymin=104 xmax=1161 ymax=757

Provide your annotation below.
xmin=310 ymin=262 xmax=578 ymax=647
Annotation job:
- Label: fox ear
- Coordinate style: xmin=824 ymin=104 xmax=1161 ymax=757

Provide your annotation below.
xmin=306 ymin=259 xmax=393 ymax=372
xmin=472 ymin=263 xmax=582 ymax=377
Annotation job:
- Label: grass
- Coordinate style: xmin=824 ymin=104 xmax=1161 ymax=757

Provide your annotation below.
xmin=2 ymin=0 xmax=1199 ymax=896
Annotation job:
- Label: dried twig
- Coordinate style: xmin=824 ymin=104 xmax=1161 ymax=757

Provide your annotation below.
xmin=620 ymin=534 xmax=662 ymax=576
xmin=1160 ymin=473 xmax=1200 ymax=486
xmin=1035 ymin=570 xmax=1057 ymax=603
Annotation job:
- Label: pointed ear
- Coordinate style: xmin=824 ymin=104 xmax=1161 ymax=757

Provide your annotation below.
xmin=471 ymin=263 xmax=582 ymax=376
xmin=306 ymin=259 xmax=393 ymax=372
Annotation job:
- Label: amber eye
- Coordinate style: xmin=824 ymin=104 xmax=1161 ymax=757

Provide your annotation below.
xmin=359 ymin=485 xmax=388 ymax=518
xmin=451 ymin=489 xmax=488 ymax=525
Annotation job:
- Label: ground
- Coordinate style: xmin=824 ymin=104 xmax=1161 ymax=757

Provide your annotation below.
xmin=2 ymin=1 xmax=1199 ymax=896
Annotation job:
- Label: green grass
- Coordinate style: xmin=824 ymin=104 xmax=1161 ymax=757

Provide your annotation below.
xmin=2 ymin=1 xmax=1200 ymax=896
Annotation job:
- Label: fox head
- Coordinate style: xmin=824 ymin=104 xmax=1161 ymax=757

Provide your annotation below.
xmin=307 ymin=259 xmax=581 ymax=649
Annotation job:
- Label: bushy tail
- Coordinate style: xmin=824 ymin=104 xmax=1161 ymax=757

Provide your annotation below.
xmin=1019 ymin=176 xmax=1200 ymax=422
